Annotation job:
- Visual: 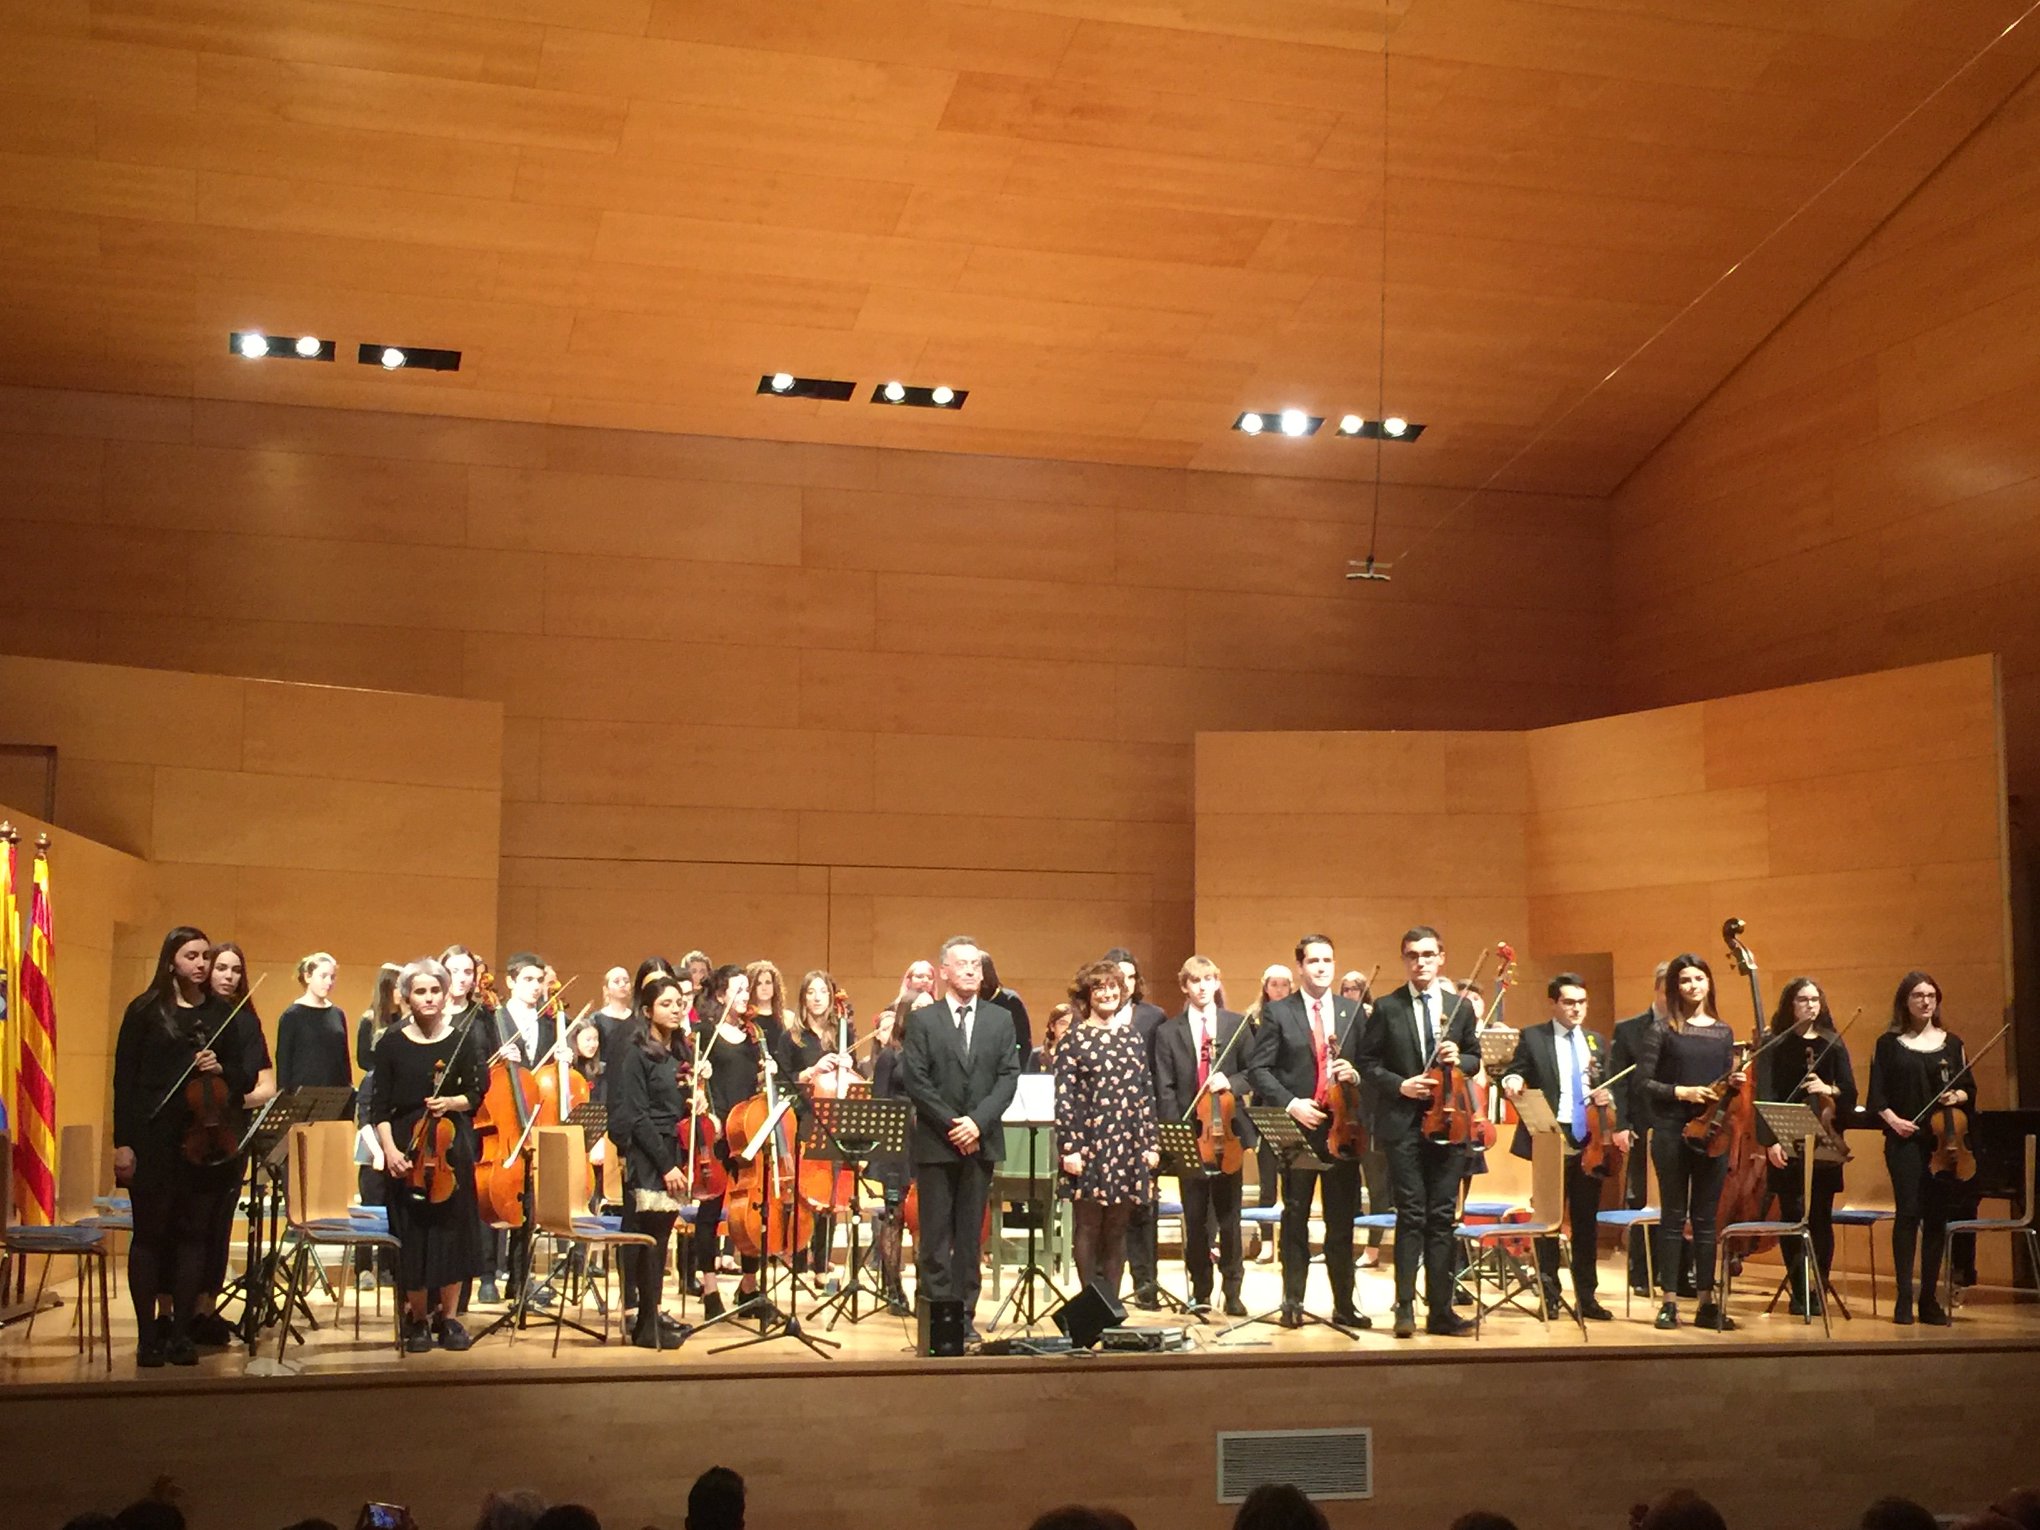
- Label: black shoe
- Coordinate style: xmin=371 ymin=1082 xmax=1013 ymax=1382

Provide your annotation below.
xmin=1655 ymin=1301 xmax=1679 ymax=1330
xmin=1693 ymin=1301 xmax=1736 ymax=1332
xmin=1452 ymin=1288 xmax=1474 ymax=1307
xmin=524 ymin=1284 xmax=557 ymax=1310
xmin=1578 ymin=1300 xmax=1615 ymax=1321
xmin=1392 ymin=1306 xmax=1416 ymax=1339
xmin=136 ymin=1334 xmax=167 ymax=1369
xmin=1630 ymin=1282 xmax=1654 ymax=1299
xmin=701 ymin=1291 xmax=726 ymax=1320
xmin=434 ymin=1316 xmax=473 ymax=1351
xmin=886 ymin=1291 xmax=912 ymax=1317
xmin=1223 ymin=1295 xmax=1248 ymax=1318
xmin=1920 ymin=1300 xmax=1951 ymax=1326
xmin=403 ymin=1319 xmax=435 ymax=1354
xmin=1954 ymin=1268 xmax=1978 ymax=1289
xmin=1788 ymin=1292 xmax=1808 ymax=1317
xmin=477 ymin=1278 xmax=501 ymax=1305
xmin=1539 ymin=1280 xmax=1565 ymax=1312
xmin=1331 ymin=1306 xmax=1372 ymax=1330
xmin=163 ymin=1332 xmax=200 ymax=1366
xmin=631 ymin=1321 xmax=662 ymax=1349
xmin=1277 ymin=1301 xmax=1301 ymax=1330
xmin=1426 ymin=1314 xmax=1474 ymax=1337
xmin=1131 ymin=1288 xmax=1162 ymax=1312
xmin=1893 ymin=1296 xmax=1915 ymax=1326
xmin=189 ymin=1313 xmax=237 ymax=1348
xmin=657 ymin=1313 xmax=688 ymax=1342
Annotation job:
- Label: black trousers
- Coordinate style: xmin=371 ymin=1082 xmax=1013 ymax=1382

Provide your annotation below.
xmin=1358 ymin=1147 xmax=1393 ymax=1246
xmin=128 ymin=1162 xmax=236 ymax=1339
xmin=621 ymin=1202 xmax=676 ymax=1331
xmin=1886 ymin=1137 xmax=1958 ymax=1303
xmin=914 ymin=1157 xmax=992 ymax=1315
xmin=1180 ymin=1169 xmax=1244 ymax=1300
xmin=1769 ymin=1158 xmax=1840 ymax=1298
xmin=1653 ymin=1133 xmax=1729 ymax=1296
xmin=1279 ymin=1158 xmax=1360 ymax=1308
xmin=1255 ymin=1145 xmax=1279 ymax=1207
xmin=1384 ymin=1134 xmax=1465 ymax=1314
xmin=1123 ymin=1200 xmax=1159 ymax=1295
xmin=1534 ymin=1151 xmax=1609 ymax=1300
xmin=1623 ymin=1126 xmax=1691 ymax=1290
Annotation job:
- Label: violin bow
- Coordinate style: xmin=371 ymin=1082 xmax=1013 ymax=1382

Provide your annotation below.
xmin=1905 ymin=1019 xmax=2011 ymax=1129
xmin=1177 ymin=989 xmax=1279 ymax=1123
xmin=1423 ymin=948 xmax=1494 ymax=1072
xmin=1786 ymin=1007 xmax=1860 ymax=1100
xmin=149 ymin=974 xmax=268 ymax=1119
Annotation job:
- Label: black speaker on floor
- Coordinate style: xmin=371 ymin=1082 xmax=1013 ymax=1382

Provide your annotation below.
xmin=1050 ymin=1281 xmax=1126 ymax=1349
xmin=916 ymin=1294 xmax=966 ymax=1357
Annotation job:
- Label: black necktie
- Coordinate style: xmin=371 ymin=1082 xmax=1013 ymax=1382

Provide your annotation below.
xmin=1419 ymin=992 xmax=1435 ymax=1056
xmin=957 ymin=1003 xmax=973 ymax=1052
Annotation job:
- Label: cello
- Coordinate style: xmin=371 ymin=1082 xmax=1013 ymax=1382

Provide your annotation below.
xmin=724 ymin=1020 xmax=816 ymax=1261
xmin=471 ymin=982 xmax=571 ymax=1229
xmin=1711 ymin=919 xmax=1777 ymax=1244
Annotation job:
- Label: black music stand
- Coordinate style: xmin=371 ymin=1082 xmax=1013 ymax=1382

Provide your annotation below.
xmin=1153 ymin=1120 xmax=1215 ymax=1319
xmin=706 ymin=1095 xmax=840 ymax=1357
xmin=227 ymin=1086 xmax=355 ymax=1355
xmin=807 ymin=1096 xmax=908 ymax=1330
xmin=1752 ymin=1101 xmax=1851 ymax=1323
xmin=1215 ymin=1109 xmax=1363 ymax=1343
xmin=988 ymin=1075 xmax=1065 ymax=1334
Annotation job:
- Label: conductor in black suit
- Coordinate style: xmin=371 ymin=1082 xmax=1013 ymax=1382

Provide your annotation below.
xmin=1154 ymin=955 xmax=1256 ymax=1316
xmin=900 ymin=934 xmax=1019 ymax=1339
xmin=1105 ymin=947 xmax=1170 ymax=1309
xmin=1498 ymin=973 xmax=1627 ymax=1320
xmin=1247 ymin=933 xmax=1371 ymax=1330
xmin=1359 ymin=925 xmax=1479 ymax=1337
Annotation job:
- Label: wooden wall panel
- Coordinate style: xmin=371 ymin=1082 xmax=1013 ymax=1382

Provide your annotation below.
xmin=0 ymin=386 xmax=1606 ymax=1022
xmin=0 ymin=655 xmax=503 ymax=1100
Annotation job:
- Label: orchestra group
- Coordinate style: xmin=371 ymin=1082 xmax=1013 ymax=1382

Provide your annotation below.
xmin=107 ymin=921 xmax=1997 ymax=1367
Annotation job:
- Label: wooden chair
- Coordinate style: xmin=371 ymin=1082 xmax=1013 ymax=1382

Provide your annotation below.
xmin=1941 ymin=1135 xmax=2037 ymax=1318
xmin=1457 ymin=1132 xmax=1584 ymax=1338
xmin=1718 ymin=1133 xmax=1831 ymax=1337
xmin=1 ymin=1122 xmax=113 ymax=1369
xmin=273 ymin=1123 xmax=401 ymax=1362
xmin=532 ymin=1126 xmax=655 ymax=1353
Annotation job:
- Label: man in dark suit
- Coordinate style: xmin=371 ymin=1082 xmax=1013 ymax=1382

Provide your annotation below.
xmin=1359 ymin=925 xmax=1480 ymax=1337
xmin=1499 ymin=972 xmax=1628 ymax=1321
xmin=1609 ymin=962 xmax=1683 ymax=1295
xmin=899 ymin=934 xmax=1019 ymax=1341
xmin=1247 ymin=933 xmax=1371 ymax=1330
xmin=1104 ymin=947 xmax=1170 ymax=1309
xmin=1154 ymin=954 xmax=1256 ymax=1316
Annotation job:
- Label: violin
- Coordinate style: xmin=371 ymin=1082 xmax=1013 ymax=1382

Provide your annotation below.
xmin=1914 ymin=1018 xmax=2010 ymax=1184
xmin=1578 ymin=1060 xmax=1637 ymax=1180
xmin=1792 ymin=1008 xmax=1860 ymax=1166
xmin=680 ymin=1003 xmax=727 ymax=1200
xmin=155 ymin=976 xmax=267 ymax=1168
xmin=1323 ymin=964 xmax=1379 ymax=1161
xmin=402 ymin=1058 xmax=460 ymax=1204
xmin=1184 ymin=1005 xmax=1259 ymax=1174
xmin=1420 ymin=948 xmax=1494 ymax=1146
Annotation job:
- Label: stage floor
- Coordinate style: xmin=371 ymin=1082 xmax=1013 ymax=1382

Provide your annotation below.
xmin=6 ymin=1249 xmax=2035 ymax=1391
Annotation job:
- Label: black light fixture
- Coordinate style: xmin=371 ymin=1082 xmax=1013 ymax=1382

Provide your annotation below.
xmin=1234 ymin=408 xmax=1322 ymax=437
xmin=230 ymin=331 xmax=333 ymax=362
xmin=1334 ymin=414 xmax=1425 ymax=441
xmin=871 ymin=381 xmax=966 ymax=409
xmin=757 ymin=372 xmax=856 ymax=401
xmin=357 ymin=343 xmax=460 ymax=373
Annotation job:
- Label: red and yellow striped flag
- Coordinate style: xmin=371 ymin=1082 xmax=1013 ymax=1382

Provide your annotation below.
xmin=12 ymin=838 xmax=57 ymax=1225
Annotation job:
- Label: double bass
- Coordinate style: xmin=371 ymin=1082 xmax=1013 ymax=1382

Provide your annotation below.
xmin=1712 ymin=919 xmax=1777 ymax=1241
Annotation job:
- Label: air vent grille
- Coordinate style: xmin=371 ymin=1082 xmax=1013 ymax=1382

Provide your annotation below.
xmin=1216 ymin=1427 xmax=1373 ymax=1503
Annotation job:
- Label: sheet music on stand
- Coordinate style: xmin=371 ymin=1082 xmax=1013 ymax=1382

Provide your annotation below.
xmin=250 ymin=1086 xmax=355 ymax=1169
xmin=1156 ymin=1120 xmax=1208 ymax=1180
xmin=1755 ymin=1101 xmax=1824 ymax=1157
xmin=806 ymin=1096 xmax=909 ymax=1159
xmin=1244 ymin=1107 xmax=1329 ymax=1172
xmin=1477 ymin=1028 xmax=1520 ymax=1077
xmin=564 ymin=1100 xmax=607 ymax=1145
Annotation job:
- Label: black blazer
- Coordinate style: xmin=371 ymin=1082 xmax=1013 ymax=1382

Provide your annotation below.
xmin=899 ymin=995 xmax=1020 ymax=1166
xmin=1248 ymin=991 xmax=1364 ymax=1157
xmin=607 ymin=1034 xmax=685 ymax=1188
xmin=1358 ymin=985 xmax=1480 ymax=1145
xmin=1608 ymin=1010 xmax=1657 ymax=1137
xmin=1126 ymin=1001 xmax=1168 ymax=1092
xmin=1500 ymin=1019 xmax=1619 ymax=1161
xmin=1154 ymin=1008 xmax=1258 ymax=1148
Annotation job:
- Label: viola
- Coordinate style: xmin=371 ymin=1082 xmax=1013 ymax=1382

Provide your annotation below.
xmin=1323 ymin=965 xmax=1378 ymax=1162
xmin=1420 ymin=948 xmax=1495 ymax=1146
xmin=402 ymin=1058 xmax=460 ymax=1204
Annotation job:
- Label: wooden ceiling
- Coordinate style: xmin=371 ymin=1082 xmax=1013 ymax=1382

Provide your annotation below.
xmin=4 ymin=0 xmax=2039 ymax=493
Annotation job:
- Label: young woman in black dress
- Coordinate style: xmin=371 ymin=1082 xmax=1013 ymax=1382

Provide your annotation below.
xmin=371 ymin=957 xmax=487 ymax=1353
xmin=1867 ymin=970 xmax=1970 ymax=1325
xmin=276 ymin=951 xmax=350 ymax=1091
xmin=184 ymin=940 xmax=275 ymax=1347
xmin=694 ymin=964 xmax=769 ymax=1321
xmin=112 ymin=927 xmax=264 ymax=1366
xmin=1054 ymin=959 xmax=1160 ymax=1299
xmin=1763 ymin=977 xmax=1858 ymax=1316
xmin=1642 ymin=952 xmax=1745 ymax=1331
xmin=607 ymin=974 xmax=693 ymax=1349
xmin=781 ymin=969 xmax=858 ymax=1275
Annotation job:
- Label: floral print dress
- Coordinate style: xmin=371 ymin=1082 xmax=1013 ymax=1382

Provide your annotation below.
xmin=1054 ymin=1020 xmax=1159 ymax=1207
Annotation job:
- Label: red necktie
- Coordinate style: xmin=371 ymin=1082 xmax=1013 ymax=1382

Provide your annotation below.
xmin=1312 ymin=998 xmax=1329 ymax=1104
xmin=1198 ymin=1027 xmax=1212 ymax=1088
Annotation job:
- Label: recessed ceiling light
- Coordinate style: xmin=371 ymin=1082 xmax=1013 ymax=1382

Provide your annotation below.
xmin=769 ymin=371 xmax=795 ymax=393
xmin=1338 ymin=414 xmax=1365 ymax=435
xmin=882 ymin=381 xmax=906 ymax=402
xmin=1383 ymin=416 xmax=1409 ymax=437
xmin=380 ymin=347 xmax=406 ymax=370
xmin=1238 ymin=412 xmax=1264 ymax=435
xmin=294 ymin=335 xmax=322 ymax=358
xmin=1280 ymin=408 xmax=1310 ymax=437
xmin=931 ymin=385 xmax=954 ymax=406
xmin=238 ymin=333 xmax=269 ymax=359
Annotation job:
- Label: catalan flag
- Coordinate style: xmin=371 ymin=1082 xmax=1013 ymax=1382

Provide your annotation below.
xmin=11 ymin=838 xmax=56 ymax=1225
xmin=0 ymin=822 xmax=18 ymax=1148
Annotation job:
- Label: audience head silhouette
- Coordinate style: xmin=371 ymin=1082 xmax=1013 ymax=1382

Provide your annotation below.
xmin=1232 ymin=1484 xmax=1328 ymax=1530
xmin=687 ymin=1467 xmax=746 ymax=1530
xmin=1027 ymin=1509 xmax=1138 ymax=1530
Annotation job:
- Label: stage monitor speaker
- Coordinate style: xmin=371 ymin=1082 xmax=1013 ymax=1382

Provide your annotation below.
xmin=916 ymin=1294 xmax=966 ymax=1357
xmin=1051 ymin=1281 xmax=1126 ymax=1348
